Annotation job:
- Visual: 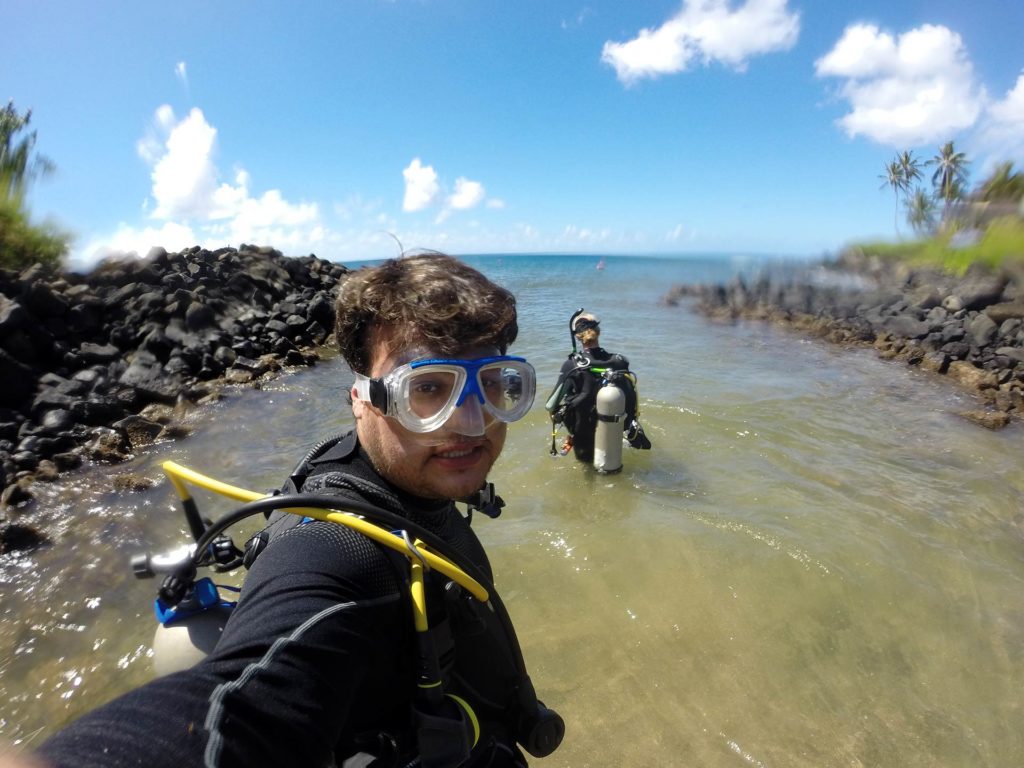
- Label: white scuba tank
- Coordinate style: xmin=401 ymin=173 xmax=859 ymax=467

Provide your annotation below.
xmin=593 ymin=380 xmax=625 ymax=474
xmin=151 ymin=606 xmax=231 ymax=676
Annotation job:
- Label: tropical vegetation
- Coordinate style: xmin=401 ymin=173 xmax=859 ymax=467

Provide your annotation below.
xmin=869 ymin=140 xmax=1024 ymax=274
xmin=0 ymin=100 xmax=68 ymax=271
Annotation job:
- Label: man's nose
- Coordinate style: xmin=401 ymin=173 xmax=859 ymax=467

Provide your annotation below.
xmin=444 ymin=396 xmax=487 ymax=436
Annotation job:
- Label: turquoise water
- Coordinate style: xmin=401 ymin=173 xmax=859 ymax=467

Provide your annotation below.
xmin=2 ymin=253 xmax=1023 ymax=766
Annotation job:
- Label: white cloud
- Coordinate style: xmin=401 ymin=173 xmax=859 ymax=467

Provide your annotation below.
xmin=136 ymin=106 xmax=319 ymax=228
xmin=72 ymin=221 xmax=198 ymax=270
xmin=815 ymin=23 xmax=985 ymax=146
xmin=136 ymin=104 xmax=176 ymax=164
xmin=486 ymin=198 xmax=506 ymax=209
xmin=137 ymin=105 xmax=319 ymax=231
xmin=175 ymin=61 xmax=188 ymax=86
xmin=987 ymin=74 xmax=1024 ymax=126
xmin=148 ymin=107 xmax=220 ymax=219
xmin=602 ymin=0 xmax=800 ymax=84
xmin=448 ymin=177 xmax=486 ymax=210
xmin=561 ymin=8 xmax=591 ymax=30
xmin=334 ymin=195 xmax=385 ymax=222
xmin=978 ymin=74 xmax=1024 ymax=163
xmin=517 ymin=223 xmax=539 ymax=239
xmin=78 ymin=105 xmax=324 ymax=269
xmin=219 ymin=189 xmax=319 ymax=242
xmin=402 ymin=158 xmax=440 ymax=211
xmin=562 ymin=224 xmax=612 ymax=243
xmin=404 ymin=163 xmax=496 ymax=221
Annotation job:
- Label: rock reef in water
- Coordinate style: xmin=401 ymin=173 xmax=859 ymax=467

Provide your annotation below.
xmin=663 ymin=248 xmax=1024 ymax=428
xmin=0 ymin=244 xmax=350 ymax=544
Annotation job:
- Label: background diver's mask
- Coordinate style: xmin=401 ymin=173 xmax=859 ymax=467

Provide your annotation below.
xmin=353 ymin=356 xmax=536 ymax=438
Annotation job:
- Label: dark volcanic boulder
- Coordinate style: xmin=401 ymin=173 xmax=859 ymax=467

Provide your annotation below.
xmin=0 ymin=349 xmax=37 ymax=407
xmin=0 ymin=522 xmax=49 ymax=554
xmin=668 ymin=250 xmax=1024 ymax=426
xmin=0 ymin=245 xmax=349 ymax=491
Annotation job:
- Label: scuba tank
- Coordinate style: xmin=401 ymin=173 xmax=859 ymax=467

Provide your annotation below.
xmin=131 ymin=531 xmax=242 ymax=678
xmin=151 ymin=598 xmax=232 ymax=676
xmin=593 ymin=376 xmax=625 ymax=474
xmin=133 ymin=457 xmax=564 ymax=766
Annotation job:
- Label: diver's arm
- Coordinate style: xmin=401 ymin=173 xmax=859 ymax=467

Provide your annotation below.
xmin=37 ymin=521 xmax=406 ymax=768
xmin=200 ymin=520 xmax=407 ymax=767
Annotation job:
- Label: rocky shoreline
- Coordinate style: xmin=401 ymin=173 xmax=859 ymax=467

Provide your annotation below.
xmin=0 ymin=245 xmax=349 ymax=551
xmin=664 ymin=248 xmax=1024 ymax=429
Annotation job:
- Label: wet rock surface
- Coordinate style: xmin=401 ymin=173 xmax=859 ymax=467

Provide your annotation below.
xmin=664 ymin=248 xmax=1024 ymax=428
xmin=0 ymin=244 xmax=349 ymax=534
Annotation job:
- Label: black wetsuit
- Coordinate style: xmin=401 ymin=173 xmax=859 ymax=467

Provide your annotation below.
xmin=37 ymin=432 xmax=534 ymax=768
xmin=557 ymin=346 xmax=636 ymax=462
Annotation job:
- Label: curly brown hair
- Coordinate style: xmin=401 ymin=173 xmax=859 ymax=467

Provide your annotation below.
xmin=334 ymin=252 xmax=519 ymax=374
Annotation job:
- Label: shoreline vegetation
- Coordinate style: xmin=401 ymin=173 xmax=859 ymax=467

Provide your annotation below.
xmin=664 ymin=141 xmax=1023 ymax=416
xmin=664 ymin=230 xmax=1024 ymax=430
xmin=2 ymin=108 xmax=1023 ymax=556
xmin=0 ymin=239 xmax=1021 ymax=554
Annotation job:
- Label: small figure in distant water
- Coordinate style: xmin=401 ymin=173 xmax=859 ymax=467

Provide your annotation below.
xmin=545 ymin=310 xmax=650 ymax=472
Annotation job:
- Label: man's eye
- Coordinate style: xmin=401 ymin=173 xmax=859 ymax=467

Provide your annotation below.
xmin=414 ymin=381 xmax=442 ymax=395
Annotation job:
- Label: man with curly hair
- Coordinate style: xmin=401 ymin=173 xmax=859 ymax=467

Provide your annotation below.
xmin=37 ymin=253 xmax=562 ymax=768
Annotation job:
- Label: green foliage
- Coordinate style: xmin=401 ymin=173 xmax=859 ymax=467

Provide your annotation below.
xmin=880 ymin=151 xmax=926 ymax=236
xmin=879 ymin=158 xmax=905 ymax=235
xmin=928 ymin=140 xmax=969 ymax=212
xmin=883 ymin=141 xmax=1023 ymax=257
xmin=898 ymin=150 xmax=924 ymax=189
xmin=904 ymin=187 xmax=937 ymax=236
xmin=1 ymin=101 xmax=54 ymax=199
xmin=978 ymin=161 xmax=1024 ymax=203
xmin=0 ymin=195 xmax=67 ymax=271
xmin=856 ymin=218 xmax=1024 ymax=275
xmin=0 ymin=101 xmax=67 ymax=271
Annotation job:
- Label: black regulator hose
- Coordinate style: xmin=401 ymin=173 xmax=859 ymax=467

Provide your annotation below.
xmin=175 ymin=491 xmax=563 ymax=757
xmin=185 ymin=493 xmax=528 ymax=676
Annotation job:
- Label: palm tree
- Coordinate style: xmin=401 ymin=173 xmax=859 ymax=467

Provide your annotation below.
xmin=898 ymin=150 xmax=924 ymax=190
xmin=0 ymin=101 xmax=53 ymax=201
xmin=879 ymin=158 xmax=906 ymax=236
xmin=928 ymin=140 xmax=969 ymax=222
xmin=0 ymin=102 xmax=66 ymax=271
xmin=905 ymin=187 xmax=937 ymax=236
xmin=978 ymin=161 xmax=1024 ymax=203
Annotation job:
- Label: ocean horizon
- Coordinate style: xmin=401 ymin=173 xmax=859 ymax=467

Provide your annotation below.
xmin=2 ymin=251 xmax=1021 ymax=766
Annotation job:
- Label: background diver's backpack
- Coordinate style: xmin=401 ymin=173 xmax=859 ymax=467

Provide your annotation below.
xmin=546 ymin=352 xmax=636 ymax=428
xmin=545 ymin=352 xmax=650 ymax=452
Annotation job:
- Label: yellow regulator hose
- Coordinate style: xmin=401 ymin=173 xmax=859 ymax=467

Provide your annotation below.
xmin=161 ymin=461 xmax=489 ymax=602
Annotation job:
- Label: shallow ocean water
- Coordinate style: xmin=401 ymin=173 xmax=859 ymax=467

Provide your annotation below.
xmin=2 ymin=254 xmax=1022 ymax=766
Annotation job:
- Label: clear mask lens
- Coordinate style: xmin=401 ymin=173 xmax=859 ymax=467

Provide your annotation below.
xmin=355 ymin=356 xmax=536 ymax=436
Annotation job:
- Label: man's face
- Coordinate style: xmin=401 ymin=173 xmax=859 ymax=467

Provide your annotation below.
xmin=352 ymin=327 xmax=507 ymax=501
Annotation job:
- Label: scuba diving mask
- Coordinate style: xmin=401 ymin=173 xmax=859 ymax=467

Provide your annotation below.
xmin=353 ymin=356 xmax=537 ymax=436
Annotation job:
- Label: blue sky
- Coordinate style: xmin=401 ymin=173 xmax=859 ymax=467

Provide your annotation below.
xmin=4 ymin=1 xmax=1023 ymax=267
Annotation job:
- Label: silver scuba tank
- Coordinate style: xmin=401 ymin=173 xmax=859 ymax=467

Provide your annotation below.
xmin=152 ymin=606 xmax=230 ymax=676
xmin=593 ymin=378 xmax=625 ymax=474
xmin=132 ymin=547 xmax=233 ymax=676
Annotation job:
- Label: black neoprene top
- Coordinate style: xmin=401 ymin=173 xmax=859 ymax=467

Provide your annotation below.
xmin=37 ymin=432 xmax=527 ymax=768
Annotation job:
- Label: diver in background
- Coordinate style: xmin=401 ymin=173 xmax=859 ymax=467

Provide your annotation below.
xmin=34 ymin=253 xmax=563 ymax=768
xmin=550 ymin=311 xmax=650 ymax=463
